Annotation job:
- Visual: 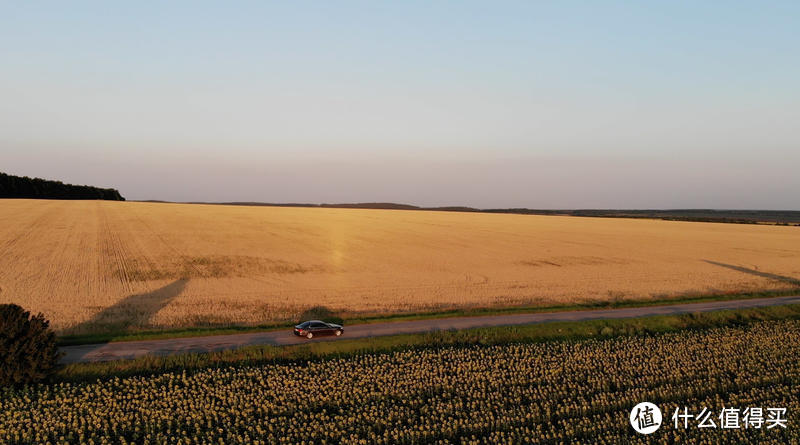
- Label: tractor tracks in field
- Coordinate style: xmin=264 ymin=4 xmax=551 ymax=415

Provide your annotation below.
xmin=99 ymin=205 xmax=137 ymax=293
xmin=0 ymin=203 xmax=64 ymax=286
xmin=0 ymin=203 xmax=60 ymax=257
xmin=127 ymin=208 xmax=205 ymax=278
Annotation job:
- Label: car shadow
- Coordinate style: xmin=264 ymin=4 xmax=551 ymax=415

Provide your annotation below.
xmin=703 ymin=260 xmax=800 ymax=286
xmin=299 ymin=305 xmax=343 ymax=324
xmin=69 ymin=278 xmax=188 ymax=337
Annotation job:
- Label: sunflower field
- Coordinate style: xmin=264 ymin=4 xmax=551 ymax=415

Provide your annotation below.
xmin=1 ymin=320 xmax=798 ymax=444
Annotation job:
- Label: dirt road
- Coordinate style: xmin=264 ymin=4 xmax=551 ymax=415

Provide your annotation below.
xmin=60 ymin=295 xmax=800 ymax=364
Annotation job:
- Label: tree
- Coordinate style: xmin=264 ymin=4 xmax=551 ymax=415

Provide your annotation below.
xmin=0 ymin=172 xmax=125 ymax=200
xmin=0 ymin=304 xmax=61 ymax=385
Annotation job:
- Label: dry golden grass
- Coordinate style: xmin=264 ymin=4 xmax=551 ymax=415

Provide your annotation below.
xmin=1 ymin=199 xmax=799 ymax=334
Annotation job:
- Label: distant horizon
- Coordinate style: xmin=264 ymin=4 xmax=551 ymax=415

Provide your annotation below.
xmin=4 ymin=169 xmax=800 ymax=212
xmin=140 ymin=199 xmax=800 ymax=213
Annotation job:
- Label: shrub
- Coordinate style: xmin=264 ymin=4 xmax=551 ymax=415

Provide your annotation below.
xmin=0 ymin=304 xmax=61 ymax=385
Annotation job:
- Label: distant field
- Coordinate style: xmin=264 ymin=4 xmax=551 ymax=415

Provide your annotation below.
xmin=0 ymin=199 xmax=799 ymax=335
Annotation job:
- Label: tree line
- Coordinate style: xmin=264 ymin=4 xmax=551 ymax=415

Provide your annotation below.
xmin=0 ymin=172 xmax=125 ymax=201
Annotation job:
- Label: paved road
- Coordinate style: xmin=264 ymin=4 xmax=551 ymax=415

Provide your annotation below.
xmin=60 ymin=295 xmax=800 ymax=364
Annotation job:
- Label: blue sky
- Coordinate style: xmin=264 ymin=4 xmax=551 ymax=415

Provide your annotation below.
xmin=2 ymin=1 xmax=798 ymax=208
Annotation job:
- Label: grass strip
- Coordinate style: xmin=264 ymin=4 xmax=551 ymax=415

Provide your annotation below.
xmin=55 ymin=302 xmax=800 ymax=383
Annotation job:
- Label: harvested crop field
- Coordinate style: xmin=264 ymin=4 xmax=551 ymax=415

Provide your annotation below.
xmin=0 ymin=199 xmax=799 ymax=334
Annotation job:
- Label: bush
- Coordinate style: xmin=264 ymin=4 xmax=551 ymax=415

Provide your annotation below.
xmin=0 ymin=304 xmax=61 ymax=385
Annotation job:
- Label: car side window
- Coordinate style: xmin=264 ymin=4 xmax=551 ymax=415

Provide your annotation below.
xmin=312 ymin=322 xmax=326 ymax=328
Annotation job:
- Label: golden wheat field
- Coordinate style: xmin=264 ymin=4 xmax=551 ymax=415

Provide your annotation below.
xmin=1 ymin=199 xmax=799 ymax=334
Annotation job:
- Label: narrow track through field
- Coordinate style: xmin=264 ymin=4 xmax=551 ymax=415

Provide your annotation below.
xmin=60 ymin=295 xmax=800 ymax=364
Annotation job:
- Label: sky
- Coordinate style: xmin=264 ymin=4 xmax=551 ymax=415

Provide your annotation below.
xmin=1 ymin=1 xmax=798 ymax=209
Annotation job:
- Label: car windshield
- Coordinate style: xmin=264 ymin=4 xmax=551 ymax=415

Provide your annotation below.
xmin=298 ymin=321 xmax=311 ymax=328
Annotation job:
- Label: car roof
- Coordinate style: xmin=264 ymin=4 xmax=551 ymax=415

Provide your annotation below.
xmin=300 ymin=320 xmax=337 ymax=325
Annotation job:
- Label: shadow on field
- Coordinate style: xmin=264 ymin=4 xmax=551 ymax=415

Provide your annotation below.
xmin=703 ymin=260 xmax=800 ymax=286
xmin=299 ymin=305 xmax=344 ymax=325
xmin=71 ymin=279 xmax=188 ymax=336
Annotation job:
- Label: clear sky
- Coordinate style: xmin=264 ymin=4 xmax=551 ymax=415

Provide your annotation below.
xmin=2 ymin=1 xmax=798 ymax=208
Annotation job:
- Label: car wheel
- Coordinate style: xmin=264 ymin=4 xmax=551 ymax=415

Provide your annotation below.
xmin=335 ymin=329 xmax=343 ymax=336
xmin=306 ymin=332 xmax=313 ymax=339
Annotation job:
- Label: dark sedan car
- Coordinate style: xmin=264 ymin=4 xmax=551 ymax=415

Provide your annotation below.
xmin=293 ymin=320 xmax=343 ymax=339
